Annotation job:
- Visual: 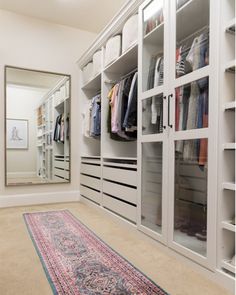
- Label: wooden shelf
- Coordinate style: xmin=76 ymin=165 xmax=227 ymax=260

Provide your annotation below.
xmin=225 ymin=18 xmax=236 ymax=35
xmin=144 ymin=22 xmax=164 ymax=46
xmin=222 ymin=221 xmax=236 ymax=232
xmin=225 ymin=60 xmax=236 ymax=73
xmin=223 ymin=143 xmax=236 ymax=150
xmin=223 ymin=182 xmax=236 ymax=191
xmin=104 ymin=43 xmax=138 ymax=76
xmin=224 ymin=101 xmax=236 ymax=111
xmin=222 ymin=259 xmax=236 ymax=274
xmin=82 ymin=72 xmax=101 ymax=91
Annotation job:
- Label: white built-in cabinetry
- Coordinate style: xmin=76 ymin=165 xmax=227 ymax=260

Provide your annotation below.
xmin=78 ymin=0 xmax=235 ymax=292
xmin=218 ymin=0 xmax=235 ymax=279
xmin=36 ymin=77 xmax=70 ymax=182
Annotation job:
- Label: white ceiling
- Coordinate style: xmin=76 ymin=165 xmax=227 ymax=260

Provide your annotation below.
xmin=0 ymin=0 xmax=127 ymax=33
xmin=6 ymin=67 xmax=65 ymax=90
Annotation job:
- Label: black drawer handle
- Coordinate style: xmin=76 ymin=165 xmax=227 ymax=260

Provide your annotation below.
xmin=168 ymin=94 xmax=173 ymax=128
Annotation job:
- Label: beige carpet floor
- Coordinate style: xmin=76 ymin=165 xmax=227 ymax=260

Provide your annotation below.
xmin=0 ymin=202 xmax=233 ymax=295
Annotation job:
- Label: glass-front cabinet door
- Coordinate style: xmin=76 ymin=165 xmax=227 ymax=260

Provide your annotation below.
xmin=139 ymin=0 xmax=217 ymax=269
xmin=139 ymin=0 xmax=168 ymax=244
xmin=168 ymin=0 xmax=216 ymax=269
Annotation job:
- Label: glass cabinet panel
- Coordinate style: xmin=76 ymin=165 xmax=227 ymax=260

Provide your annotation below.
xmin=176 ymin=0 xmax=210 ymax=78
xmin=142 ymin=94 xmax=164 ymax=135
xmin=141 ymin=142 xmax=163 ymax=234
xmin=174 ymin=138 xmax=208 ymax=256
xmin=142 ymin=0 xmax=164 ymax=92
xmin=175 ymin=77 xmax=209 ymax=131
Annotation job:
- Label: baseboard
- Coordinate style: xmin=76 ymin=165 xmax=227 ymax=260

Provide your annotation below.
xmin=0 ymin=190 xmax=80 ymax=208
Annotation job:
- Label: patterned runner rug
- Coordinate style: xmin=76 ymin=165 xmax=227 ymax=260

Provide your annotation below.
xmin=24 ymin=210 xmax=168 ymax=295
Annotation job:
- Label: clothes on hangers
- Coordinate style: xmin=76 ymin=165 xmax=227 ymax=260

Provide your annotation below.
xmin=176 ymin=30 xmax=209 ymax=77
xmin=107 ymin=72 xmax=138 ymax=141
xmin=83 ymin=94 xmax=101 ymax=138
xmin=54 ymin=114 xmax=64 ymax=143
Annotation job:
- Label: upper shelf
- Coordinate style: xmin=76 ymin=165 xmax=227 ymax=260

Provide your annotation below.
xmin=224 ymin=101 xmax=236 ymax=111
xmin=176 ymin=0 xmax=209 ymax=42
xmin=143 ymin=22 xmax=164 ymax=46
xmin=104 ymin=43 xmax=138 ymax=76
xmin=82 ymin=73 xmax=101 ymax=91
xmin=225 ymin=18 xmax=236 ymax=35
xmin=225 ymin=60 xmax=236 ymax=73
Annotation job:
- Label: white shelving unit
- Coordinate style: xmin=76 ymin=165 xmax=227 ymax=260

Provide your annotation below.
xmin=218 ymin=0 xmax=236 ymax=280
xmin=77 ymin=0 xmax=235 ymax=292
xmin=36 ymin=76 xmax=70 ymax=183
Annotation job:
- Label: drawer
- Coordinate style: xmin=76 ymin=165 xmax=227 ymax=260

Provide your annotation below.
xmin=81 ymin=163 xmax=101 ymax=178
xmin=103 ymin=181 xmax=137 ymax=205
xmin=55 ymin=160 xmax=70 ymax=170
xmin=103 ymin=194 xmax=136 ymax=223
xmin=80 ymin=185 xmax=101 ymax=204
xmin=54 ymin=168 xmax=65 ymax=178
xmin=64 ymin=170 xmax=70 ymax=180
xmin=103 ymin=166 xmax=137 ymax=187
xmin=80 ymin=174 xmax=101 ymax=191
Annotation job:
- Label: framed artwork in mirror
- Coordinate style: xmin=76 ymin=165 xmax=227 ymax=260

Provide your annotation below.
xmin=7 ymin=119 xmax=28 ymax=150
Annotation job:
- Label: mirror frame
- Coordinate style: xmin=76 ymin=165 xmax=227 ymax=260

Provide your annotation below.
xmin=4 ymin=65 xmax=72 ymax=187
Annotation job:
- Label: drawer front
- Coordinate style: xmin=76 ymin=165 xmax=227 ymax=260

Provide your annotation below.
xmin=103 ymin=194 xmax=136 ymax=223
xmin=80 ymin=174 xmax=101 ymax=191
xmin=103 ymin=181 xmax=137 ymax=205
xmin=103 ymin=166 xmax=137 ymax=187
xmin=64 ymin=170 xmax=70 ymax=180
xmin=54 ymin=168 xmax=65 ymax=178
xmin=81 ymin=163 xmax=101 ymax=178
xmin=54 ymin=160 xmax=66 ymax=170
xmin=80 ymin=185 xmax=101 ymax=204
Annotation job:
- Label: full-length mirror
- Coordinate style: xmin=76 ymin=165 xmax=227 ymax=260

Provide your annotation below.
xmin=5 ymin=66 xmax=71 ymax=186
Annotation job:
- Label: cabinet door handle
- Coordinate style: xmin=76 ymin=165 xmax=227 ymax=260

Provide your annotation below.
xmin=168 ymin=94 xmax=173 ymax=128
xmin=163 ymin=96 xmax=167 ymax=129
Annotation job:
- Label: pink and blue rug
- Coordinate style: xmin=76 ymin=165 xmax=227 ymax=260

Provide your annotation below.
xmin=24 ymin=210 xmax=168 ymax=295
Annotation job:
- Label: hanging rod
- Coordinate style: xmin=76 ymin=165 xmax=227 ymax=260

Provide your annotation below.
xmin=176 ymin=198 xmax=207 ymax=208
xmin=104 ymin=67 xmax=138 ymax=84
xmin=177 ymin=25 xmax=209 ymax=46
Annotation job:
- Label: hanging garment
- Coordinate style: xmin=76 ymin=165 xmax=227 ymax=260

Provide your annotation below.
xmin=90 ymin=94 xmax=101 ymax=137
xmin=147 ymin=55 xmax=157 ymax=90
xmin=123 ymin=72 xmax=138 ymax=130
xmin=110 ymin=84 xmax=120 ymax=133
xmin=53 ymin=114 xmax=63 ymax=143
xmin=83 ymin=102 xmax=92 ymax=138
xmin=60 ymin=114 xmax=65 ymax=143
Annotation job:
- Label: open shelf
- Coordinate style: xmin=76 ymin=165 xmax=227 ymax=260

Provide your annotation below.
xmin=222 ymin=259 xmax=235 ymax=274
xmin=225 ymin=18 xmax=236 ymax=35
xmin=222 ymin=221 xmax=236 ymax=232
xmin=224 ymin=101 xmax=236 ymax=111
xmin=144 ymin=22 xmax=164 ymax=46
xmin=223 ymin=182 xmax=236 ymax=191
xmin=223 ymin=143 xmax=236 ymax=150
xmin=225 ymin=60 xmax=236 ymax=73
xmin=104 ymin=43 xmax=138 ymax=76
xmin=82 ymin=72 xmax=101 ymax=91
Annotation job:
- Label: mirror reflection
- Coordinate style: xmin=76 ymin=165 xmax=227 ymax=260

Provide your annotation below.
xmin=5 ymin=67 xmax=71 ymax=186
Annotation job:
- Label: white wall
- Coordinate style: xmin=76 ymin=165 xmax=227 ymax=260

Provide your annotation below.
xmin=6 ymin=85 xmax=46 ymax=176
xmin=0 ymin=9 xmax=96 ymax=200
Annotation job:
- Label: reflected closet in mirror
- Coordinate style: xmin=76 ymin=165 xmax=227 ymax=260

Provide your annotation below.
xmin=5 ymin=66 xmax=71 ymax=186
